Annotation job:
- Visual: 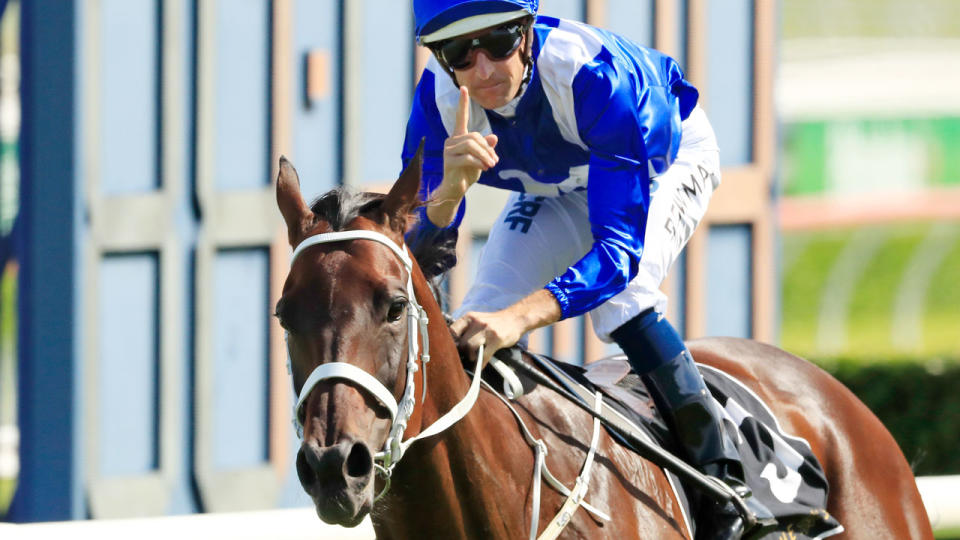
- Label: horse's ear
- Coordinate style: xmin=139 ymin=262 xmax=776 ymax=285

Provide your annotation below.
xmin=276 ymin=156 xmax=315 ymax=247
xmin=381 ymin=139 xmax=424 ymax=235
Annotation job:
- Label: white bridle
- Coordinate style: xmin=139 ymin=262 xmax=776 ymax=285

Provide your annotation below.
xmin=286 ymin=229 xmax=484 ymax=493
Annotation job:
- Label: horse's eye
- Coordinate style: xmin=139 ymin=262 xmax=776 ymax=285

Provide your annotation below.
xmin=387 ymin=300 xmax=407 ymax=322
xmin=273 ymin=301 xmax=289 ymax=329
xmin=297 ymin=405 xmax=306 ymax=426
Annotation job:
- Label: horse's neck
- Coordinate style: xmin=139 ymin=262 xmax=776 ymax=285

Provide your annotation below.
xmin=410 ymin=271 xmax=473 ymax=426
xmin=382 ymin=272 xmax=526 ymax=535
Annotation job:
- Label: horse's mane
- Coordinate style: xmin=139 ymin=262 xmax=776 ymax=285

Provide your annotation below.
xmin=309 ymin=187 xmax=458 ymax=281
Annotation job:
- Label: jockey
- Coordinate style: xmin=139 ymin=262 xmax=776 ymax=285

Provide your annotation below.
xmin=402 ymin=0 xmax=773 ymax=536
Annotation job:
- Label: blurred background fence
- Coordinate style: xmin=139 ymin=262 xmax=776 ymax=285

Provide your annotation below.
xmin=777 ymin=4 xmax=960 ymax=525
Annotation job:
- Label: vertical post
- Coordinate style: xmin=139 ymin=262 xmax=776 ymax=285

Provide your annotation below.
xmin=340 ymin=0 xmax=362 ymax=186
xmin=752 ymin=0 xmax=777 ymax=344
xmin=585 ymin=0 xmax=607 ymax=28
xmin=9 ymin=0 xmax=83 ymax=522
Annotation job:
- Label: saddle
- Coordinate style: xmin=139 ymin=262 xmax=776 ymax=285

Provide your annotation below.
xmin=482 ymin=348 xmax=844 ymax=540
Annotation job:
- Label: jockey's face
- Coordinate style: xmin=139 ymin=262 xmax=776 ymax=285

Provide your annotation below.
xmin=449 ymin=26 xmax=527 ymax=110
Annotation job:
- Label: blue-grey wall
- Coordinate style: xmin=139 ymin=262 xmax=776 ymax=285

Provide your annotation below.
xmin=100 ymin=0 xmax=159 ymax=194
xmin=292 ymin=0 xmax=340 ymax=198
xmin=540 ymin=0 xmax=584 ymax=21
xmin=98 ymin=254 xmax=160 ymax=477
xmin=706 ymin=225 xmax=754 ymax=338
xmin=358 ymin=0 xmax=413 ymax=185
xmin=706 ymin=0 xmax=755 ymax=166
xmin=214 ymin=0 xmax=271 ymax=191
xmin=607 ymin=0 xmax=654 ymax=46
xmin=212 ymin=249 xmax=270 ymax=470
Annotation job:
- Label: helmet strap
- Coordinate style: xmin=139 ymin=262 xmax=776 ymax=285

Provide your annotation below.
xmin=433 ymin=51 xmax=459 ymax=87
xmin=518 ymin=19 xmax=534 ymax=91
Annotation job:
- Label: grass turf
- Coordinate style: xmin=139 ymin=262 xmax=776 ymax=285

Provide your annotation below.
xmin=781 ymin=222 xmax=960 ymax=361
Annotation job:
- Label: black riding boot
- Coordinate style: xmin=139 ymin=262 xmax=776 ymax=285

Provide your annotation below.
xmin=643 ymin=351 xmax=777 ymax=539
xmin=611 ymin=310 xmax=775 ymax=540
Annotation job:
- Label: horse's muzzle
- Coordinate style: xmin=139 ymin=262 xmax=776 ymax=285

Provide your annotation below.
xmin=297 ymin=439 xmax=375 ymax=526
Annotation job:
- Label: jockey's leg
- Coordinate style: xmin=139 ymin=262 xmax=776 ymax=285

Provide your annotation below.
xmin=591 ymin=107 xmax=777 ymax=535
xmin=610 ymin=308 xmax=738 ymax=471
xmin=610 ymin=308 xmax=774 ymax=539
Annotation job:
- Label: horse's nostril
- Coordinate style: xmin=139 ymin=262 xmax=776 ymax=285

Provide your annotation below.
xmin=296 ymin=448 xmax=316 ymax=487
xmin=345 ymin=441 xmax=373 ymax=479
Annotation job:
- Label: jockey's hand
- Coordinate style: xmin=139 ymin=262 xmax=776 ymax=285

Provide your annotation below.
xmin=450 ymin=309 xmax=524 ymax=370
xmin=450 ymin=290 xmax=563 ymax=370
xmin=428 ymin=87 xmax=498 ymax=227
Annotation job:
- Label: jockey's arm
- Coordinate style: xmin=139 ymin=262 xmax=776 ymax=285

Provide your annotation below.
xmin=427 ymin=87 xmax=499 ymax=228
xmin=450 ymin=289 xmax=561 ymax=366
xmin=541 ymin=53 xmax=695 ymax=320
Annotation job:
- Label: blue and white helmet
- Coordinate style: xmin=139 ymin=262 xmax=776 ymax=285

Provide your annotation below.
xmin=414 ymin=0 xmax=538 ymax=44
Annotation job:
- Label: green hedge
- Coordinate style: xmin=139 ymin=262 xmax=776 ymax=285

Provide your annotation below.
xmin=815 ymin=357 xmax=960 ymax=476
xmin=0 ymin=477 xmax=12 ymax=517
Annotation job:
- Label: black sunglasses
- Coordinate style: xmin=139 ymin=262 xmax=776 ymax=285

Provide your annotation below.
xmin=432 ymin=22 xmax=527 ymax=70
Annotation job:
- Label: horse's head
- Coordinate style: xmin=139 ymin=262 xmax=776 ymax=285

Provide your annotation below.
xmin=275 ymin=146 xmax=426 ymax=526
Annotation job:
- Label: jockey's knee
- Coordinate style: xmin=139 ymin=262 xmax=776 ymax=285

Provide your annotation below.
xmin=609 ymin=308 xmax=686 ymax=374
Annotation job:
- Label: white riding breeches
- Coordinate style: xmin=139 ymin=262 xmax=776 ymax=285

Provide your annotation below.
xmin=453 ymin=106 xmax=721 ymax=342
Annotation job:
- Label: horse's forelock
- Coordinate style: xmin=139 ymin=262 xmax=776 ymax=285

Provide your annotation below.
xmin=309 ymin=188 xmax=385 ymax=231
xmin=307 ymin=187 xmax=456 ymax=282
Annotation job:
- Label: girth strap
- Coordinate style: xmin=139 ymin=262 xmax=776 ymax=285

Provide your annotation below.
xmin=536 ymin=390 xmax=604 ymax=540
xmin=480 ymin=379 xmax=611 ymax=538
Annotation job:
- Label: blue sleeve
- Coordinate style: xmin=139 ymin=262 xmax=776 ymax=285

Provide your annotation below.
xmin=401 ymin=70 xmax=466 ymax=250
xmin=545 ymin=53 xmax=689 ymax=319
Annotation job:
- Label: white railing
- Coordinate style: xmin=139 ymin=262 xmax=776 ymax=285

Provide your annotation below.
xmin=1 ymin=476 xmax=957 ymax=538
xmin=917 ymin=475 xmax=960 ymax=532
xmin=0 ymin=425 xmax=17 ymax=479
xmin=0 ymin=508 xmax=376 ymax=540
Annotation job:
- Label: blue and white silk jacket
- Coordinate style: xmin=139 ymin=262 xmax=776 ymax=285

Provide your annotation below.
xmin=401 ymin=16 xmax=699 ymax=320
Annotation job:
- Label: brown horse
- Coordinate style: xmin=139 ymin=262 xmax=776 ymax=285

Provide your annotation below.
xmin=275 ymin=150 xmax=933 ymax=539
